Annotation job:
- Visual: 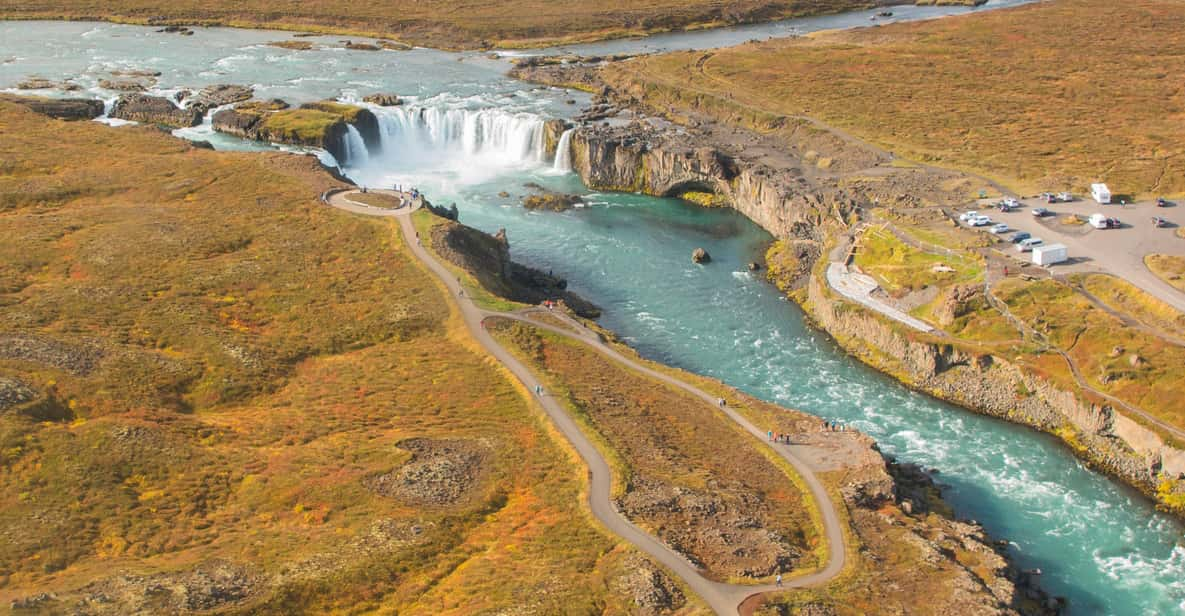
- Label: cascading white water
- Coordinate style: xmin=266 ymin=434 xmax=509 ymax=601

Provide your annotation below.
xmin=341 ymin=104 xmax=552 ymax=189
xmin=340 ymin=124 xmax=369 ymax=168
xmin=552 ymin=128 xmax=575 ymax=173
xmin=371 ymin=106 xmax=547 ymax=165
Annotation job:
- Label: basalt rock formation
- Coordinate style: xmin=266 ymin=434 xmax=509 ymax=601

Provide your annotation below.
xmin=426 ymin=213 xmax=600 ymax=318
xmin=212 ymin=100 xmax=380 ymax=162
xmin=110 ymin=93 xmax=203 ymax=127
xmin=0 ymin=94 xmax=104 ymax=120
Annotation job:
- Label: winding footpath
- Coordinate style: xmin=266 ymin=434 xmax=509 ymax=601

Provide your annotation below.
xmin=322 ymin=189 xmax=847 ymax=615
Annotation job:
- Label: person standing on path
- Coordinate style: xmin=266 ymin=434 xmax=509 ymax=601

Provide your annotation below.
xmin=776 ymin=573 xmax=783 ymax=587
xmin=768 ymin=430 xmax=774 ymax=441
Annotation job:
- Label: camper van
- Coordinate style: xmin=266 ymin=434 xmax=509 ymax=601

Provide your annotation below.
xmin=1089 ymin=213 xmax=1120 ymax=229
xmin=1091 ymin=183 xmax=1112 ymax=205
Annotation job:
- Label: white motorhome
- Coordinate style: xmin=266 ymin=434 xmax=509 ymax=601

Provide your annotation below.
xmin=1032 ymin=243 xmax=1067 ymax=266
xmin=1091 ymin=183 xmax=1112 ymax=204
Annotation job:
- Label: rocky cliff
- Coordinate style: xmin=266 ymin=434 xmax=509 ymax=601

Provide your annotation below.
xmin=426 ymin=212 xmax=600 ymax=318
xmin=212 ymin=100 xmax=379 ymax=163
xmin=803 ymin=271 xmax=1181 ymax=504
xmin=569 ymin=123 xmax=855 ymax=241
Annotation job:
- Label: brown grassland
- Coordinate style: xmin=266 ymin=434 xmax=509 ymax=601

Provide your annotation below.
xmin=487 ymin=318 xmax=820 ymax=583
xmin=0 ymin=102 xmax=710 ymax=613
xmin=5 ymin=0 xmax=877 ymax=49
xmin=603 ymin=0 xmax=1185 ymax=197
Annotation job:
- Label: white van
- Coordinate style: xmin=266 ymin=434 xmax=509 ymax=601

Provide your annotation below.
xmin=1017 ymin=237 xmax=1044 ymax=252
xmin=1091 ymin=183 xmax=1111 ymax=205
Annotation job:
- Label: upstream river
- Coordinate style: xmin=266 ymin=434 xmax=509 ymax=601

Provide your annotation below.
xmin=2 ymin=2 xmax=1183 ymax=613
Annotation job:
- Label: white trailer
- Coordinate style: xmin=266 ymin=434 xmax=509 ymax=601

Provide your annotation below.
xmin=1032 ymin=243 xmax=1068 ymax=266
xmin=1091 ymin=183 xmax=1111 ymax=204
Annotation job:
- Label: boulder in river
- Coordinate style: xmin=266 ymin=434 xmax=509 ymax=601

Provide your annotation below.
xmin=110 ymin=93 xmax=203 ymax=128
xmin=191 ymin=84 xmax=254 ymax=112
xmin=362 ymin=93 xmax=402 ymax=106
xmin=16 ymin=78 xmax=56 ymax=90
xmin=99 ymin=78 xmax=149 ymax=92
xmin=692 ymin=248 xmax=712 ymax=264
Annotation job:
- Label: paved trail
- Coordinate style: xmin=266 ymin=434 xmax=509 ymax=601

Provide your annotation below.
xmin=322 ymin=189 xmax=848 ymax=615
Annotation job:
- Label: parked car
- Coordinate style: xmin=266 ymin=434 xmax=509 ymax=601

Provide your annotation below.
xmin=1010 ymin=232 xmax=1032 ymax=243
xmin=1152 ymin=216 xmax=1169 ymax=228
xmin=1057 ymin=192 xmax=1074 ymax=203
xmin=1041 ymin=193 xmax=1057 ymax=204
xmin=989 ymin=223 xmax=1011 ymax=234
xmin=1017 ymin=237 xmax=1044 ymax=252
xmin=959 ymin=210 xmax=979 ymax=222
xmin=1089 ymin=213 xmax=1121 ymax=229
xmin=970 ymin=215 xmax=992 ymax=227
xmin=1157 ymin=197 xmax=1171 ymax=207
xmin=1032 ymin=207 xmax=1052 ymax=217
xmin=1003 ymin=197 xmax=1021 ymax=208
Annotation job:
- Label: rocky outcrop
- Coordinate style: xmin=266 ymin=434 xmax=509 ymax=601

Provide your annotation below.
xmin=691 ymin=247 xmax=711 ymax=264
xmin=211 ymin=101 xmax=379 ymax=162
xmin=98 ymin=78 xmax=148 ymax=92
xmin=110 ymin=93 xmax=202 ymax=127
xmin=363 ymin=438 xmax=490 ymax=507
xmin=363 ymin=93 xmax=402 ymax=106
xmin=190 ymin=84 xmax=253 ymax=112
xmin=0 ymin=94 xmax=104 ymax=120
xmin=569 ymin=123 xmax=852 ymax=240
xmin=542 ymin=118 xmax=571 ymax=159
xmin=16 ymin=78 xmax=80 ymax=91
xmin=427 ymin=214 xmax=600 ymax=318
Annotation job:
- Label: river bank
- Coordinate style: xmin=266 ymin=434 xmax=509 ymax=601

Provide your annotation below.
xmin=511 ymin=57 xmax=1185 ymax=521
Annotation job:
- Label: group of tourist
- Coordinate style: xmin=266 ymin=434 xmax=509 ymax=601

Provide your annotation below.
xmin=766 ymin=430 xmax=793 ymax=445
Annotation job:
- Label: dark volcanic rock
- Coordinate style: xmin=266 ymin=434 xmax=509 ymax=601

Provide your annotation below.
xmin=211 ymin=107 xmax=262 ymax=139
xmin=428 ymin=215 xmax=600 ymax=318
xmin=521 ymin=192 xmax=583 ymax=212
xmin=190 ymin=84 xmax=254 ymax=112
xmin=692 ymin=247 xmax=711 ymax=264
xmin=0 ymin=94 xmax=104 ymax=120
xmin=110 ymin=93 xmax=202 ymax=127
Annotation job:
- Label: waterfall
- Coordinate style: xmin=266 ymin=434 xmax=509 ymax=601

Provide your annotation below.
xmin=369 ymin=105 xmax=548 ymax=166
xmin=552 ymin=128 xmax=575 ymax=172
xmin=340 ymin=124 xmax=369 ymax=168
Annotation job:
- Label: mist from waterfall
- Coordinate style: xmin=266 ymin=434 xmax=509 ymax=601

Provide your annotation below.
xmin=339 ymin=103 xmax=550 ymax=191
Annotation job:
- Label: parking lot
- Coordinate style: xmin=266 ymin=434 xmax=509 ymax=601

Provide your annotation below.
xmin=958 ymin=196 xmax=1185 ymax=312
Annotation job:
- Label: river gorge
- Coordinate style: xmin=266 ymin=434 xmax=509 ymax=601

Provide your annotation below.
xmin=2 ymin=3 xmax=1183 ymax=613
